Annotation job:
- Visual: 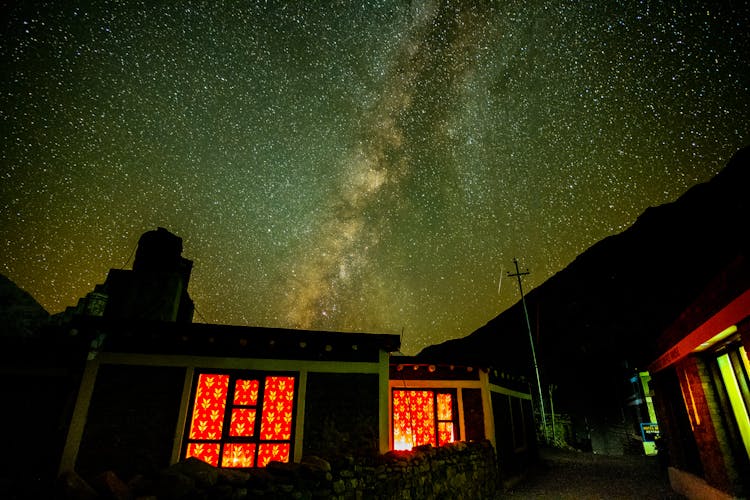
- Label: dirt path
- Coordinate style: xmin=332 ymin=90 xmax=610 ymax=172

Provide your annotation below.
xmin=501 ymin=447 xmax=684 ymax=499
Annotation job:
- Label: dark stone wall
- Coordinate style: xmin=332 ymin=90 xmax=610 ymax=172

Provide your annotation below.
xmin=303 ymin=372 xmax=380 ymax=457
xmin=61 ymin=440 xmax=501 ymax=499
xmin=76 ymin=364 xmax=185 ymax=481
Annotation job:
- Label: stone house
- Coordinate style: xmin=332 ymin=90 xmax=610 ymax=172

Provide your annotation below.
xmin=57 ymin=319 xmax=535 ymax=483
xmin=51 ymin=227 xmax=535 ymax=491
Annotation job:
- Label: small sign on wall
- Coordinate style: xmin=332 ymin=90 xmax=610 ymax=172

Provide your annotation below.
xmin=640 ymin=422 xmax=660 ymax=442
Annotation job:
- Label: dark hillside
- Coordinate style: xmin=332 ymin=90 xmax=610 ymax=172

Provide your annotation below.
xmin=0 ymin=274 xmax=49 ymax=337
xmin=420 ymin=146 xmax=750 ymax=414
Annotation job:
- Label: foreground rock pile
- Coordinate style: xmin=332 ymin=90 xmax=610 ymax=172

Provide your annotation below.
xmin=57 ymin=440 xmax=498 ymax=499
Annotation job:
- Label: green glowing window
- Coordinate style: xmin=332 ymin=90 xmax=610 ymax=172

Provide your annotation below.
xmin=716 ymin=346 xmax=750 ymax=460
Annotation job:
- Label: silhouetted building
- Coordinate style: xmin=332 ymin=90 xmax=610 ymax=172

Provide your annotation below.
xmin=103 ymin=227 xmax=194 ymax=322
xmin=56 ymin=228 xmax=195 ymax=324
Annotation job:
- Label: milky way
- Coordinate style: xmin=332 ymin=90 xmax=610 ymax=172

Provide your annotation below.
xmin=1 ymin=1 xmax=748 ymax=354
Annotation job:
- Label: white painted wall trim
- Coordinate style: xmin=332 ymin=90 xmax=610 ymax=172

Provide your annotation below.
xmin=389 ymin=379 xmax=484 ymax=390
xmin=480 ymin=370 xmax=497 ymax=449
xmin=293 ymin=370 xmax=308 ymax=463
xmin=58 ymin=359 xmax=100 ymax=474
xmin=170 ymin=367 xmax=194 ymax=464
xmin=489 ymin=383 xmax=532 ymax=400
xmin=378 ymin=351 xmax=390 ymax=453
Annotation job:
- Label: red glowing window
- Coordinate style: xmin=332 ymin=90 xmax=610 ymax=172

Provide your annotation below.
xmin=392 ymin=389 xmax=458 ymax=450
xmin=184 ymin=372 xmax=296 ymax=468
xmin=234 ymin=379 xmax=259 ymax=405
xmin=229 ymin=409 xmax=256 ymax=437
xmin=188 ymin=374 xmax=230 ymax=441
xmin=222 ymin=443 xmax=256 ymax=468
xmin=258 ymin=443 xmax=291 ymax=467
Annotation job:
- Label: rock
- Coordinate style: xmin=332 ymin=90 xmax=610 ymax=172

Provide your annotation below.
xmin=91 ymin=470 xmax=133 ymax=500
xmin=155 ymin=470 xmax=195 ymax=500
xmin=300 ymin=456 xmax=332 ymax=473
xmin=167 ymin=457 xmax=218 ymax=488
xmin=216 ymin=467 xmax=250 ymax=486
xmin=266 ymin=461 xmax=300 ymax=478
xmin=332 ymin=479 xmax=346 ymax=494
xmin=232 ymin=487 xmax=248 ymax=499
xmin=207 ymin=483 xmax=234 ymax=499
xmin=56 ymin=470 xmax=99 ymax=500
xmin=452 ymin=441 xmax=468 ymax=452
xmin=245 ymin=468 xmax=273 ymax=491
xmin=127 ymin=474 xmax=154 ymax=497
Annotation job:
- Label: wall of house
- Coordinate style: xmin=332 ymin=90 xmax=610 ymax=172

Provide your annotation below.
xmin=652 ymin=356 xmax=748 ymax=498
xmin=303 ymin=372 xmax=380 ymax=458
xmin=75 ymin=364 xmax=186 ymax=480
xmin=0 ymin=338 xmax=86 ymax=499
xmin=650 ymin=367 xmax=703 ymax=476
xmin=461 ymin=388 xmax=486 ymax=441
xmin=490 ymin=391 xmax=536 ymax=481
xmin=61 ymin=351 xmax=392 ymax=482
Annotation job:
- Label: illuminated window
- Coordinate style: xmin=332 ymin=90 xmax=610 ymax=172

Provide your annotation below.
xmin=184 ymin=372 xmax=296 ymax=468
xmin=716 ymin=346 xmax=750 ymax=460
xmin=392 ymin=389 xmax=458 ymax=450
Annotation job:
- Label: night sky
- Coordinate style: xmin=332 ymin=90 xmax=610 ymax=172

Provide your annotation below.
xmin=2 ymin=1 xmax=748 ymax=354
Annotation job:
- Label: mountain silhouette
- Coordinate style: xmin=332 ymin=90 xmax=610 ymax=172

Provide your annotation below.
xmin=0 ymin=274 xmax=49 ymax=338
xmin=420 ymin=146 xmax=750 ymax=415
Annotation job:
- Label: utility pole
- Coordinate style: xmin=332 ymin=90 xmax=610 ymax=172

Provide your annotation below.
xmin=508 ymin=257 xmax=548 ymax=442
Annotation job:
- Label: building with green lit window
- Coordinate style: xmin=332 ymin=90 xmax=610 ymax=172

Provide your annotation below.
xmin=649 ymin=256 xmax=750 ymax=498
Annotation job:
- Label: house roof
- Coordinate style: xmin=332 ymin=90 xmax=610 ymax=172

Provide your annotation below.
xmin=71 ymin=316 xmax=401 ymax=363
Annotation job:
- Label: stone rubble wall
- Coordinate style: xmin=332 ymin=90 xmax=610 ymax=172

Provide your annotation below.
xmin=58 ymin=440 xmax=499 ymax=499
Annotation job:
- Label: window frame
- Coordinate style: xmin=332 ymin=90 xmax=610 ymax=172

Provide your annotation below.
xmin=182 ymin=369 xmax=299 ymax=468
xmin=391 ymin=388 xmax=460 ymax=450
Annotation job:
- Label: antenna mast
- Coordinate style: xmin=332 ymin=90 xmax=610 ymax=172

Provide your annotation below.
xmin=508 ymin=257 xmax=549 ymax=442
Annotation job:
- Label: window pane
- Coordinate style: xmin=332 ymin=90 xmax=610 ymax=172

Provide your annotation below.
xmin=260 ymin=376 xmax=295 ymax=440
xmin=437 ymin=393 xmax=453 ymax=420
xmin=234 ymin=379 xmax=259 ymax=406
xmin=258 ymin=443 xmax=290 ymax=467
xmin=717 ymin=352 xmax=750 ymax=459
xmin=438 ymin=422 xmax=455 ymax=445
xmin=222 ymin=443 xmax=256 ymax=468
xmin=188 ymin=374 xmax=230 ymax=440
xmin=186 ymin=442 xmax=220 ymax=467
xmin=229 ymin=409 xmax=257 ymax=437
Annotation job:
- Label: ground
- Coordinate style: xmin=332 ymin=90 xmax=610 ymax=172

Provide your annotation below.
xmin=502 ymin=447 xmax=684 ymax=499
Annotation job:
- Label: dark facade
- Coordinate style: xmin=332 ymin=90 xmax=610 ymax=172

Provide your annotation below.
xmin=59 ymin=318 xmax=400 ymax=480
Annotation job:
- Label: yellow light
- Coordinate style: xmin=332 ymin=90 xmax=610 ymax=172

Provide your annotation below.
xmin=717 ymin=353 xmax=750 ymax=459
xmin=394 ymin=438 xmax=412 ymax=451
xmin=694 ymin=325 xmax=738 ymax=352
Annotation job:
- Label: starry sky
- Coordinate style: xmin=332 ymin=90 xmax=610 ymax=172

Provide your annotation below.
xmin=2 ymin=1 xmax=748 ymax=354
